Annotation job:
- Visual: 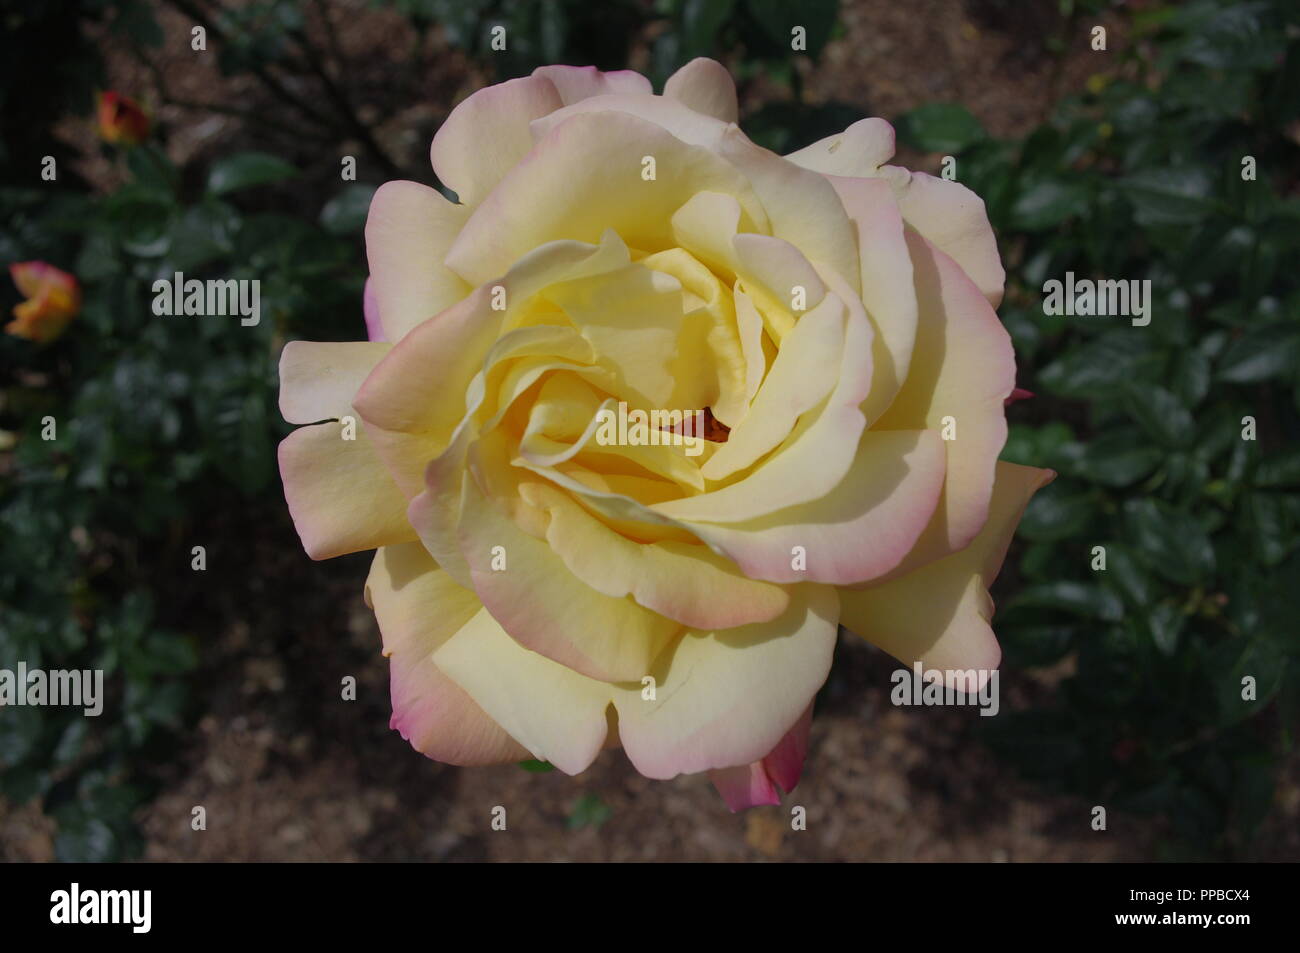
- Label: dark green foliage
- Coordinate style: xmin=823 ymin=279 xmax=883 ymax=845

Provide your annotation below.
xmin=893 ymin=0 xmax=1299 ymax=856
xmin=1 ymin=142 xmax=362 ymax=859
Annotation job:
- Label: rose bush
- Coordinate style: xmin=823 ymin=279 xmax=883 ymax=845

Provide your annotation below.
xmin=278 ymin=58 xmax=1052 ymax=809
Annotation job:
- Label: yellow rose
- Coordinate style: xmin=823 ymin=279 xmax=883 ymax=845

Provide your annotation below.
xmin=278 ymin=60 xmax=1052 ymax=808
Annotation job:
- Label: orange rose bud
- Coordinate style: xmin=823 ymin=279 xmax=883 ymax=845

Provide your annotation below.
xmin=96 ymin=91 xmax=150 ymax=146
xmin=6 ymin=262 xmax=81 ymax=343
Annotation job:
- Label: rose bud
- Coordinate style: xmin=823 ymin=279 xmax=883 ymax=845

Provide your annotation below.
xmin=6 ymin=262 xmax=81 ymax=343
xmin=96 ymin=91 xmax=150 ymax=146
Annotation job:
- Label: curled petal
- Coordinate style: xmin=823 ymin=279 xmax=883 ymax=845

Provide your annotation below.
xmin=431 ymin=75 xmax=564 ymax=207
xmin=365 ymin=180 xmax=471 ymax=342
xmin=709 ymin=703 xmax=813 ymax=811
xmin=664 ymin=57 xmax=739 ymax=123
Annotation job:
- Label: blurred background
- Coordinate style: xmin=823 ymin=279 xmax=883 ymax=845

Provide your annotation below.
xmin=1 ymin=0 xmax=1298 ymax=862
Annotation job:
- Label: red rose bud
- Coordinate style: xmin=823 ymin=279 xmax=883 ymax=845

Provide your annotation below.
xmin=6 ymin=262 xmax=81 ymax=343
xmin=96 ymin=91 xmax=150 ymax=146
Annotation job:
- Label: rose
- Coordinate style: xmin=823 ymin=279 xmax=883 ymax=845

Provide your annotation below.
xmin=6 ymin=262 xmax=81 ymax=343
xmin=278 ymin=59 xmax=1053 ymax=809
xmin=96 ymin=91 xmax=150 ymax=147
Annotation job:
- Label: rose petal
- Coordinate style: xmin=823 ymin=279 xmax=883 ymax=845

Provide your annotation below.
xmin=365 ymin=180 xmax=471 ymax=341
xmin=432 ymin=605 xmax=614 ymax=775
xmin=681 ymin=428 xmax=946 ymax=584
xmin=761 ymin=703 xmax=814 ymax=793
xmin=456 ymin=472 xmax=680 ymax=683
xmin=784 ymin=117 xmax=897 ymax=177
xmin=822 ymin=176 xmax=918 ymax=424
xmin=876 ymin=166 xmax=1006 ymax=308
xmin=362 ymin=278 xmax=383 ymax=342
xmin=870 ymin=231 xmax=1014 ymax=573
xmin=611 ymin=584 xmax=838 ymax=779
xmin=709 ymin=761 xmax=781 ymax=812
xmin=840 ymin=462 xmax=1054 ymax=686
xmin=430 ymin=75 xmax=564 ymax=206
xmin=663 ymin=57 xmax=739 ymax=123
xmin=531 ymin=64 xmax=652 ymax=105
xmin=278 ymin=340 xmax=391 ymax=425
xmin=445 ymin=111 xmax=766 ymax=288
xmin=523 ymin=480 xmax=791 ymax=630
xmin=367 ymin=542 xmax=530 ymax=765
xmin=278 ymin=422 xmax=417 ymax=560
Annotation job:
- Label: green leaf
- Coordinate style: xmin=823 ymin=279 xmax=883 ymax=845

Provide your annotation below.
xmin=567 ymin=793 xmax=612 ymax=831
xmin=746 ymin=0 xmax=837 ymax=58
xmin=1119 ymin=167 xmax=1216 ymax=227
xmin=168 ymin=201 xmax=239 ymax=271
xmin=679 ymin=0 xmax=734 ymax=58
xmin=1017 ymin=484 xmax=1096 ymax=542
xmin=319 ymin=183 xmax=377 ymax=236
xmin=1215 ymin=639 xmax=1286 ymax=726
xmin=1056 ymin=429 xmax=1164 ymax=487
xmin=207 ymin=152 xmax=298 ymax=196
xmin=1147 ymin=601 xmax=1186 ymax=655
xmin=139 ymin=631 xmax=200 ymax=676
xmin=1243 ymin=492 xmax=1291 ymax=566
xmin=1009 ymin=178 xmax=1089 ymax=230
xmin=998 ymin=623 xmax=1077 ymax=667
xmin=1217 ymin=324 xmax=1300 ymax=383
xmin=1102 ymin=544 xmax=1159 ymax=608
xmin=1038 ymin=334 xmax=1156 ymax=398
xmin=126 ymin=145 xmax=178 ymax=196
xmin=1171 ymin=348 xmax=1212 ymax=407
xmin=1124 ymin=499 xmax=1215 ymax=586
xmin=895 ymin=103 xmax=986 ymax=154
xmin=1004 ymin=581 xmax=1124 ymax=622
xmin=1177 ymin=2 xmax=1284 ymax=71
xmin=1254 ymin=448 xmax=1300 ymax=488
xmin=1122 ymin=381 xmax=1196 ymax=448
xmin=1002 ymin=421 xmax=1073 ymax=468
xmin=518 ymin=759 xmax=555 ymax=773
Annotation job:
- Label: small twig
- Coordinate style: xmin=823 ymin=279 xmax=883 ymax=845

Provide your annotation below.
xmin=289 ymin=11 xmax=404 ymax=178
xmin=163 ymin=0 xmax=339 ymax=130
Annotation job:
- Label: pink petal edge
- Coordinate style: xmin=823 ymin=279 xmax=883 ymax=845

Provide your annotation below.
xmin=363 ymin=277 xmax=385 ymax=342
xmin=708 ymin=704 xmax=814 ymax=812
